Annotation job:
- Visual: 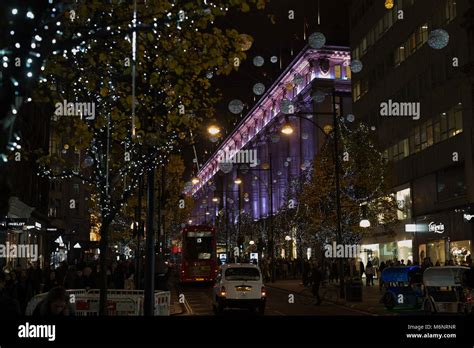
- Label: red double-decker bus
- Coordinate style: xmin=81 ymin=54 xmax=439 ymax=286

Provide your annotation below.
xmin=179 ymin=225 xmax=218 ymax=283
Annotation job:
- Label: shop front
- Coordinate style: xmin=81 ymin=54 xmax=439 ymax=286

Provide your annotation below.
xmin=411 ymin=210 xmax=472 ymax=266
xmin=360 ymin=224 xmax=414 ymax=276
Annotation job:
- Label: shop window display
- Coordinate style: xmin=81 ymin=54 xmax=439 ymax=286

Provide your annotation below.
xmin=450 ymin=240 xmax=472 ymax=265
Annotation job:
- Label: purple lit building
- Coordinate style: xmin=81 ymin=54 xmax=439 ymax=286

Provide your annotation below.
xmin=191 ymin=45 xmax=352 ymax=256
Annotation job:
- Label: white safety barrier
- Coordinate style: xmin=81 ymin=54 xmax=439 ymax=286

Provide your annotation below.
xmin=154 ymin=291 xmax=171 ymax=316
xmin=26 ymin=289 xmax=170 ymax=316
xmin=25 ymin=289 xmax=88 ymax=316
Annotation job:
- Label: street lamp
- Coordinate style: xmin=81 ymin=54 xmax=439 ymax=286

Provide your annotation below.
xmin=234 ymin=178 xmax=242 ymax=185
xmin=281 ymin=122 xmax=294 ymax=135
xmin=207 ymin=124 xmax=221 ymax=136
xmin=192 ymin=177 xmax=200 ymax=185
xmin=280 ymin=87 xmax=347 ymax=299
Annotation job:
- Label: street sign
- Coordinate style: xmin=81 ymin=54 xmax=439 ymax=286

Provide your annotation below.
xmin=463 ymin=213 xmax=474 ymax=222
xmin=0 ymin=218 xmax=27 ymax=230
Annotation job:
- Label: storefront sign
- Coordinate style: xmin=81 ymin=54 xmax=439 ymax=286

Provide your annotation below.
xmin=428 ymin=222 xmax=445 ymax=234
xmin=0 ymin=218 xmax=27 ymax=229
xmin=463 ymin=213 xmax=474 ymax=222
xmin=405 ymin=222 xmax=445 ymax=233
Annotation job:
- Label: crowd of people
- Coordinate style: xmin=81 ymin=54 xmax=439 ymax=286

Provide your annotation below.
xmin=0 ymin=258 xmax=172 ymax=318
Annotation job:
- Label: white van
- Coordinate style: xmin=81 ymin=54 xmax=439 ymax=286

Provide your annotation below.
xmin=212 ymin=263 xmax=266 ymax=314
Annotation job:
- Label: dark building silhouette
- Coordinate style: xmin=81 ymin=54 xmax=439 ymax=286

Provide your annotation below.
xmin=350 ymin=0 xmax=474 ymax=265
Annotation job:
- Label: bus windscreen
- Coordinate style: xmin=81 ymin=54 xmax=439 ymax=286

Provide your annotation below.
xmin=185 ymin=232 xmax=213 ymax=260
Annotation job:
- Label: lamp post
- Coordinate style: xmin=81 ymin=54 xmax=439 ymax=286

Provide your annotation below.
xmin=210 ymin=188 xmax=240 ymax=262
xmin=234 ymin=177 xmax=243 ymax=262
xmin=236 ymin=158 xmax=275 ymax=282
xmin=281 ymin=87 xmax=346 ymax=299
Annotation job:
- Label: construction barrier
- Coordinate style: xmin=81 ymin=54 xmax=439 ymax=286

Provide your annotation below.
xmin=154 ymin=291 xmax=171 ymax=316
xmin=26 ymin=289 xmax=170 ymax=316
xmin=25 ymin=289 xmax=88 ymax=316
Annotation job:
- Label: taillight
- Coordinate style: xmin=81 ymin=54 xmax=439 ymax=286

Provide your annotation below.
xmin=466 ymin=289 xmax=472 ymax=302
xmin=261 ymin=286 xmax=266 ymax=297
xmin=220 ymin=286 xmax=226 ymax=297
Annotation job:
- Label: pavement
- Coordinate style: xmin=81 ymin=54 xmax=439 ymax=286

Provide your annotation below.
xmin=265 ymin=278 xmax=395 ymax=316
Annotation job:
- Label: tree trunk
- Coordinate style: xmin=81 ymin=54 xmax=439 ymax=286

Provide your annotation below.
xmin=99 ymin=220 xmax=110 ymax=316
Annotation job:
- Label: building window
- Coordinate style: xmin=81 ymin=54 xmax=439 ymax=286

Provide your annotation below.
xmin=394 ymin=23 xmax=428 ymax=67
xmin=437 ymin=165 xmax=467 ymax=202
xmin=353 ymin=0 xmax=415 ymax=61
xmin=73 ymin=183 xmax=80 ymax=196
xmin=353 ymin=81 xmax=361 ymax=102
xmin=445 ymin=0 xmax=457 ymax=24
xmin=396 ymin=187 xmax=412 ymax=220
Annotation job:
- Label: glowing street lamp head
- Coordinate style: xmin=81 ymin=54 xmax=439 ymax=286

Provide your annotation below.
xmin=359 ymin=219 xmax=371 ymax=228
xmin=207 ymin=124 xmax=221 ymax=136
xmin=234 ymin=178 xmax=242 ymax=185
xmin=212 ymin=197 xmax=219 ymax=203
xmin=281 ymin=123 xmax=294 ymax=135
xmin=385 ymin=0 xmax=394 ymax=9
xmin=191 ymin=177 xmax=200 ymax=185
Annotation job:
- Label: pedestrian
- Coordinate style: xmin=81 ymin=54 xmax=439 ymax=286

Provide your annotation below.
xmin=124 ymin=273 xmax=135 ymax=290
xmin=365 ymin=261 xmax=374 ymax=286
xmin=302 ymin=260 xmax=310 ymax=287
xmin=0 ymin=270 xmax=21 ymax=318
xmin=32 ymin=287 xmax=75 ymax=317
xmin=43 ymin=271 xmax=60 ymax=292
xmin=63 ymin=266 xmax=78 ymax=289
xmin=358 ymin=260 xmax=365 ymax=278
xmin=310 ymin=262 xmax=322 ymax=305
xmin=379 ymin=261 xmax=386 ymax=291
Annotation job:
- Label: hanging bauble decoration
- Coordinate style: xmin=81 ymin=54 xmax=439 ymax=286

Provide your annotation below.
xmin=280 ymin=99 xmax=294 ymax=114
xmin=312 ymin=90 xmax=326 ymax=103
xmin=293 ymin=74 xmax=304 ymax=85
xmin=428 ymin=29 xmax=449 ymax=50
xmin=253 ymin=83 xmax=265 ymax=96
xmin=253 ymin=56 xmax=265 ymax=67
xmin=228 ymin=99 xmax=244 ymax=114
xmin=350 ymin=59 xmax=363 ymax=73
xmin=308 ymin=32 xmax=326 ymax=49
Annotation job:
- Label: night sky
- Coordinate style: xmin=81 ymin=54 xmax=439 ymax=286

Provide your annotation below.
xmin=188 ymin=0 xmax=351 ymax=179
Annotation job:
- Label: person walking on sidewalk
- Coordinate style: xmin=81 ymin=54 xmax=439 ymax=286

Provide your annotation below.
xmin=378 ymin=261 xmax=386 ymax=291
xmin=302 ymin=260 xmax=310 ymax=287
xmin=311 ymin=262 xmax=322 ymax=305
xmin=365 ymin=261 xmax=375 ymax=286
